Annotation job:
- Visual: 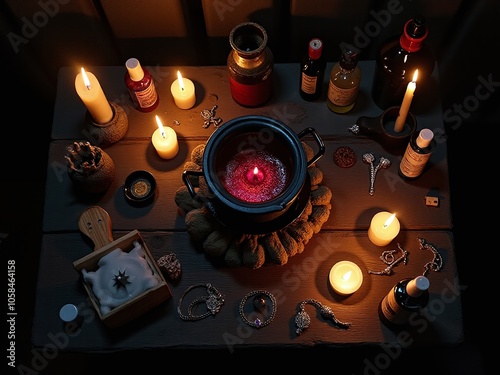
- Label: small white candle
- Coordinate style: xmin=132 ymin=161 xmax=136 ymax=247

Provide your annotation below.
xmin=368 ymin=211 xmax=400 ymax=246
xmin=75 ymin=68 xmax=113 ymax=124
xmin=394 ymin=70 xmax=418 ymax=132
xmin=329 ymin=261 xmax=363 ymax=295
xmin=170 ymin=70 xmax=196 ymax=109
xmin=151 ymin=115 xmax=179 ymax=159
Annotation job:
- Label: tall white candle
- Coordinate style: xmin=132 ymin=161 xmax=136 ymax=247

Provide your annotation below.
xmin=75 ymin=68 xmax=113 ymax=124
xmin=170 ymin=70 xmax=196 ymax=109
xmin=368 ymin=212 xmax=400 ymax=246
xmin=151 ymin=115 xmax=179 ymax=159
xmin=329 ymin=261 xmax=363 ymax=295
xmin=394 ymin=70 xmax=418 ymax=132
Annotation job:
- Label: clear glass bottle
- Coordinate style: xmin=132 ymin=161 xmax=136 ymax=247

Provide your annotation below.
xmin=379 ymin=275 xmax=430 ymax=326
xmin=371 ymin=15 xmax=435 ymax=110
xmin=327 ymin=44 xmax=361 ymax=114
xmin=399 ymin=128 xmax=436 ymax=180
xmin=227 ymin=22 xmax=274 ymax=107
xmin=299 ymin=38 xmax=326 ymax=101
xmin=125 ymin=58 xmax=159 ymax=112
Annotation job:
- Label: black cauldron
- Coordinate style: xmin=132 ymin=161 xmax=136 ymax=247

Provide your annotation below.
xmin=183 ymin=115 xmax=324 ymax=230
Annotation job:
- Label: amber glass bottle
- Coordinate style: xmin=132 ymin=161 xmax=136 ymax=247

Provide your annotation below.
xmin=327 ymin=44 xmax=361 ymax=114
xmin=371 ymin=15 xmax=435 ymax=109
xmin=399 ymin=128 xmax=436 ymax=180
xmin=379 ymin=275 xmax=430 ymax=327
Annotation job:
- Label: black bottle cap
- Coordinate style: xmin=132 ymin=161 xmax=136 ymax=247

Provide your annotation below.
xmin=339 ymin=43 xmax=360 ymax=70
xmin=407 ymin=15 xmax=427 ymax=38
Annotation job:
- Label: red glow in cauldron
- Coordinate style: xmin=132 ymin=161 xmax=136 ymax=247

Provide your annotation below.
xmin=222 ymin=149 xmax=287 ymax=203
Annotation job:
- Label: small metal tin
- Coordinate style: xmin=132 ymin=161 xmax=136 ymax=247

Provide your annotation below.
xmin=124 ymin=170 xmax=157 ymax=205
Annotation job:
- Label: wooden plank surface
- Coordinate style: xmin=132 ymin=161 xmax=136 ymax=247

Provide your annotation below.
xmin=43 ymin=137 xmax=451 ymax=232
xmin=51 ymin=62 xmax=445 ymax=141
xmin=32 ymin=230 xmax=462 ymax=351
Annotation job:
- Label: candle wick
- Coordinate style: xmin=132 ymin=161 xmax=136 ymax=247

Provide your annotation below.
xmin=85 ymin=84 xmax=91 ymax=90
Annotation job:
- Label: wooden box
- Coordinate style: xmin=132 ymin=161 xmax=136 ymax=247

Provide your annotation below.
xmin=73 ymin=229 xmax=171 ymax=328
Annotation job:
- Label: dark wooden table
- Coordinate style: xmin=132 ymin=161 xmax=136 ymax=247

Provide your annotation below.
xmin=32 ymin=62 xmax=462 ymax=352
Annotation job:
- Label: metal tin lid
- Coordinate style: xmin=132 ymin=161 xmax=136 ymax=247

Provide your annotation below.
xmin=59 ymin=303 xmax=79 ymax=322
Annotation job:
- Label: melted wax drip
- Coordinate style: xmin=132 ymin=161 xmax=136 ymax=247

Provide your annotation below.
xmin=222 ymin=149 xmax=287 ymax=203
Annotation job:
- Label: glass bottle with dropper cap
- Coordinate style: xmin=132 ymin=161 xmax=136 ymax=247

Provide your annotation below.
xmin=399 ymin=128 xmax=436 ymax=180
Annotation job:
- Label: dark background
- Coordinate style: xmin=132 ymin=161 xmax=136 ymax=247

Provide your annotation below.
xmin=1 ymin=0 xmax=496 ymax=373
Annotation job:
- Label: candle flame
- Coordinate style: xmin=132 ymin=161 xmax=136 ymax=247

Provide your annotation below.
xmin=253 ymin=167 xmax=259 ymax=175
xmin=177 ymin=70 xmax=185 ymax=91
xmin=342 ymin=271 xmax=352 ymax=281
xmin=383 ymin=213 xmax=396 ymax=228
xmin=155 ymin=115 xmax=166 ymax=138
xmin=412 ymin=69 xmax=419 ymax=82
xmin=81 ymin=67 xmax=91 ymax=90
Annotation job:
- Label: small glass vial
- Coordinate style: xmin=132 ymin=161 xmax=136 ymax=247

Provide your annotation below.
xmin=125 ymin=58 xmax=159 ymax=112
xmin=399 ymin=128 xmax=436 ymax=180
xmin=327 ymin=44 xmax=361 ymax=114
xmin=379 ymin=275 xmax=430 ymax=326
xmin=299 ymin=38 xmax=326 ymax=101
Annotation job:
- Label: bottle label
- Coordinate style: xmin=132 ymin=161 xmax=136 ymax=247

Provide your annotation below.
xmin=399 ymin=143 xmax=432 ymax=178
xmin=300 ymin=73 xmax=318 ymax=95
xmin=229 ymin=76 xmax=273 ymax=107
xmin=327 ymin=81 xmax=359 ymax=106
xmin=133 ymin=82 xmax=158 ymax=109
xmin=380 ymin=291 xmax=410 ymax=324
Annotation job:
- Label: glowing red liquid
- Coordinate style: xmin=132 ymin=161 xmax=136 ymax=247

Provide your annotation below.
xmin=222 ymin=149 xmax=287 ymax=203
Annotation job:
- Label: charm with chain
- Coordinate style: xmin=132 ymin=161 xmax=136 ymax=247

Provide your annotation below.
xmin=294 ymin=299 xmax=351 ymax=335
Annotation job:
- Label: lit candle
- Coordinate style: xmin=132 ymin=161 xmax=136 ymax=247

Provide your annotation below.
xmin=246 ymin=166 xmax=265 ymax=185
xmin=170 ymin=70 xmax=196 ymax=109
xmin=329 ymin=261 xmax=363 ymax=295
xmin=394 ymin=69 xmax=418 ymax=132
xmin=368 ymin=211 xmax=400 ymax=246
xmin=151 ymin=115 xmax=179 ymax=159
xmin=74 ymin=68 xmax=113 ymax=124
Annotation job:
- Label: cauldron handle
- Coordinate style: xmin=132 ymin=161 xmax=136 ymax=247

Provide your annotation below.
xmin=182 ymin=170 xmax=204 ymax=200
xmin=297 ymin=127 xmax=325 ymax=166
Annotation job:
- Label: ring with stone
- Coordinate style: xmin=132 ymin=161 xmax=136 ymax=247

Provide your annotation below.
xmin=239 ymin=290 xmax=277 ymax=329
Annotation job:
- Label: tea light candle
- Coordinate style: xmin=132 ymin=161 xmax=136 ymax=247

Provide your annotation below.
xmin=368 ymin=211 xmax=400 ymax=246
xmin=394 ymin=70 xmax=418 ymax=132
xmin=75 ymin=68 xmax=113 ymax=124
xmin=170 ymin=70 xmax=196 ymax=109
xmin=151 ymin=115 xmax=179 ymax=159
xmin=329 ymin=261 xmax=363 ymax=295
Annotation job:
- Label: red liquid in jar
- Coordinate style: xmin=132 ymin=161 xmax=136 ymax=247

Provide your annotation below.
xmin=222 ymin=149 xmax=287 ymax=203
